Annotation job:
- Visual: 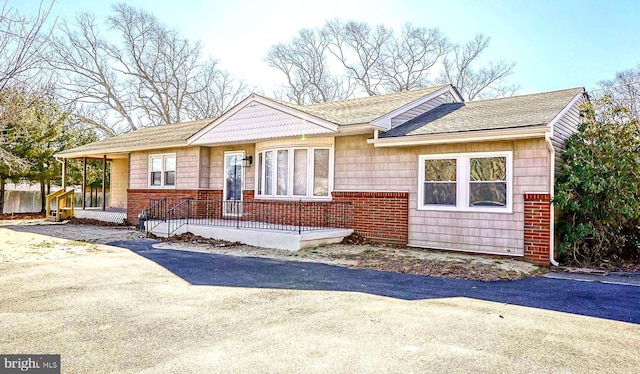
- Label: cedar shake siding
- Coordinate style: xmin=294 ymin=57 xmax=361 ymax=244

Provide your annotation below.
xmin=334 ymin=134 xmax=550 ymax=256
xmin=110 ymin=158 xmax=129 ymax=209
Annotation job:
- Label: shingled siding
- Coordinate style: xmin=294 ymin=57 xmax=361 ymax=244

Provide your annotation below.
xmin=334 ymin=134 xmax=550 ymax=256
xmin=129 ymin=146 xmax=206 ymax=190
xmin=108 ymin=158 xmax=129 ymax=209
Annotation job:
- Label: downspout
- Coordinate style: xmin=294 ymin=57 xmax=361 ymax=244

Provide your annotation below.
xmin=544 ymin=133 xmax=560 ymax=266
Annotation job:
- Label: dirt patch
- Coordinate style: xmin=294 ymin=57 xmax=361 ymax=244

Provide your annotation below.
xmin=152 ymin=233 xmax=543 ymax=281
xmin=0 ymin=212 xmax=45 ymax=220
xmin=0 ymin=219 xmax=143 ymax=244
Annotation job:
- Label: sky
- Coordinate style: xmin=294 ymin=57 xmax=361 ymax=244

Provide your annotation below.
xmin=14 ymin=0 xmax=640 ymax=98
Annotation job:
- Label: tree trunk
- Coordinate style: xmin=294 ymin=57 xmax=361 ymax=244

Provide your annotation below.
xmin=0 ymin=177 xmax=5 ymax=215
xmin=40 ymin=180 xmax=46 ymax=213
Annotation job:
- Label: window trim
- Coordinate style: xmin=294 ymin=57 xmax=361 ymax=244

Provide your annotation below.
xmin=148 ymin=153 xmax=177 ymax=189
xmin=255 ymin=146 xmax=333 ymax=200
xmin=418 ymin=151 xmax=513 ymax=213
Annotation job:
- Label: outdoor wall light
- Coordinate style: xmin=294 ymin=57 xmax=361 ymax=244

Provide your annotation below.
xmin=242 ymin=155 xmax=253 ymax=167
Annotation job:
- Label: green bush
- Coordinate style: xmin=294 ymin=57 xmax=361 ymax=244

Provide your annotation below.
xmin=554 ymin=98 xmax=640 ymax=265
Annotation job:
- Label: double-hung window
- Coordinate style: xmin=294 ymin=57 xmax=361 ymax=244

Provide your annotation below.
xmin=149 ymin=154 xmax=176 ymax=188
xmin=257 ymin=147 xmax=331 ymax=199
xmin=419 ymin=151 xmax=512 ymax=212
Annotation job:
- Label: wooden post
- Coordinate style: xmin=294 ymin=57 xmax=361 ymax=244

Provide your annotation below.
xmin=62 ymin=159 xmax=67 ymax=189
xmin=82 ymin=157 xmax=87 ymax=209
xmin=102 ymin=155 xmax=107 ymax=211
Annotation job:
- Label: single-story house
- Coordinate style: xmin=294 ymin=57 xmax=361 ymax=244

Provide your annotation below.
xmin=55 ymin=84 xmax=587 ymax=266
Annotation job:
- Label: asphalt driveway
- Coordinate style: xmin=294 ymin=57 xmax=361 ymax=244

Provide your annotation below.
xmin=115 ymin=239 xmax=640 ymax=324
xmin=1 ymin=237 xmax=639 ymax=373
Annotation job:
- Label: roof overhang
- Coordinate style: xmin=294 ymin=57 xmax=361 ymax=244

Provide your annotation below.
xmin=547 ymin=91 xmax=586 ymax=137
xmin=54 ymin=141 xmax=187 ymax=159
xmin=368 ymin=125 xmax=550 ymax=147
xmin=371 ymin=85 xmax=464 ymax=130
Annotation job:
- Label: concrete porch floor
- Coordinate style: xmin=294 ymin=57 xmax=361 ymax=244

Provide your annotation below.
xmin=146 ymin=220 xmax=353 ymax=251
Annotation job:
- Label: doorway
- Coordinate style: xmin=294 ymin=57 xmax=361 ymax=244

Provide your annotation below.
xmin=223 ymin=152 xmax=244 ymax=216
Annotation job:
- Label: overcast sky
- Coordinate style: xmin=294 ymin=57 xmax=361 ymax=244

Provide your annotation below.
xmin=16 ymin=0 xmax=640 ymax=97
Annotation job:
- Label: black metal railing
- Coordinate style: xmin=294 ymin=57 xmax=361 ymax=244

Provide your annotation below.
xmin=147 ymin=198 xmax=351 ymax=236
xmin=144 ymin=197 xmax=185 ymax=235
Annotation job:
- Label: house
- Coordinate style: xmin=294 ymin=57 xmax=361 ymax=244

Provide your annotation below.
xmin=55 ymin=84 xmax=587 ymax=266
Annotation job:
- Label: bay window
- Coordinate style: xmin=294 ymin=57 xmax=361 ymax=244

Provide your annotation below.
xmin=257 ymin=147 xmax=331 ymax=199
xmin=419 ymin=151 xmax=512 ymax=212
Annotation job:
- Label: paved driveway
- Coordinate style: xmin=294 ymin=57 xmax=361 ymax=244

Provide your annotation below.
xmin=1 ymin=238 xmax=639 ymax=373
xmin=118 ymin=239 xmax=640 ymax=324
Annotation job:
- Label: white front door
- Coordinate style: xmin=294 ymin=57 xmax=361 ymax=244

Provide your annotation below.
xmin=223 ymin=151 xmax=244 ymax=216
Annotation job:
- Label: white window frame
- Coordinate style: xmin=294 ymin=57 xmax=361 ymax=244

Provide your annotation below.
xmin=148 ymin=153 xmax=176 ymax=189
xmin=255 ymin=146 xmax=333 ymax=200
xmin=418 ymin=151 xmax=513 ymax=213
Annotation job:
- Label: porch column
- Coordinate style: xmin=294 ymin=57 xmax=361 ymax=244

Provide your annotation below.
xmin=61 ymin=158 xmax=67 ymax=189
xmin=102 ymin=155 xmax=106 ymax=211
xmin=82 ymin=157 xmax=87 ymax=209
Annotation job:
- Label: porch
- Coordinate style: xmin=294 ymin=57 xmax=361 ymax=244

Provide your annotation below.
xmin=144 ymin=198 xmax=353 ymax=251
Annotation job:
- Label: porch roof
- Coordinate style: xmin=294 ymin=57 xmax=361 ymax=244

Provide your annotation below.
xmin=55 ymin=118 xmax=215 ymax=159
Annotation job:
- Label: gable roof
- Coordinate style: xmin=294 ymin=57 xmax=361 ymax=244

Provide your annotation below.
xmin=274 ymin=84 xmax=452 ymax=125
xmin=380 ymin=87 xmax=585 ymax=138
xmin=188 ymin=94 xmax=339 ymax=146
xmin=56 ymin=118 xmax=214 ymax=158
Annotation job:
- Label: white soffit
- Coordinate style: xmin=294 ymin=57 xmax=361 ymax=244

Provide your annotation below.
xmin=190 ymin=100 xmax=338 ymax=145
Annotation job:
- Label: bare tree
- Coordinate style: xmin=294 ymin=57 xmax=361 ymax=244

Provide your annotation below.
xmin=265 ymin=28 xmax=354 ymax=104
xmin=324 ymin=20 xmax=393 ymax=96
xmin=596 ymin=66 xmax=640 ymax=120
xmin=437 ymin=34 xmax=518 ymax=100
xmin=50 ymin=3 xmax=248 ymax=136
xmin=375 ymin=24 xmax=449 ymax=92
xmin=0 ymin=0 xmax=54 ymax=170
xmin=267 ymin=22 xmax=517 ymax=103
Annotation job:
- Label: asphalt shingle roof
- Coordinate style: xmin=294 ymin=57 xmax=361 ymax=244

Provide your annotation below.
xmin=274 ymin=85 xmax=450 ymax=125
xmin=56 ymin=118 xmax=214 ymax=157
xmin=380 ymin=87 xmax=585 ymax=138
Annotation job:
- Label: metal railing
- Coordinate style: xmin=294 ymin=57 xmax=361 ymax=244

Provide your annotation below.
xmin=147 ymin=198 xmax=351 ymax=237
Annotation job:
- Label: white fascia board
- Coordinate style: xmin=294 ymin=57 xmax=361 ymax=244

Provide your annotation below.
xmin=55 ymin=142 xmax=187 ymax=159
xmin=367 ymin=126 xmax=549 ymax=147
xmin=546 ymin=91 xmax=586 ymax=136
xmin=337 ymin=123 xmax=385 ymax=135
xmin=187 ymin=94 xmax=339 ymax=145
xmin=371 ymin=85 xmax=463 ymax=131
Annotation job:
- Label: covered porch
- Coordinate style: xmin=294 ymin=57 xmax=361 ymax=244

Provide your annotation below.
xmin=47 ymin=152 xmax=129 ymax=223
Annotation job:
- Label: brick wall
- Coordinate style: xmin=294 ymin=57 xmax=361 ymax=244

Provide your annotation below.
xmin=523 ymin=193 xmax=551 ymax=266
xmin=332 ymin=191 xmax=409 ymax=245
xmin=127 ymin=189 xmax=222 ymax=224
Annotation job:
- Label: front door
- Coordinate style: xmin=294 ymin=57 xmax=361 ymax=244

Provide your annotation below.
xmin=223 ymin=152 xmax=244 ymax=216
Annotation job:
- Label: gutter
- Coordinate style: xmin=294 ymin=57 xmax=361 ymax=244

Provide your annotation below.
xmin=545 ymin=133 xmax=560 ymax=266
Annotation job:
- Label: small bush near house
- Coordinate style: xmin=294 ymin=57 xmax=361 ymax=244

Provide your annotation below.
xmin=554 ymin=98 xmax=640 ymax=265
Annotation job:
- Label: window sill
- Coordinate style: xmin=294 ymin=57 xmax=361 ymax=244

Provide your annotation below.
xmin=147 ymin=185 xmax=176 ymax=190
xmin=417 ymin=205 xmax=513 ymax=214
xmin=254 ymin=195 xmax=332 ymax=202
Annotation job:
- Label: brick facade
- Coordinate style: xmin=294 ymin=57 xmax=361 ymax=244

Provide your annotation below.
xmin=127 ymin=189 xmax=222 ymax=224
xmin=332 ymin=191 xmax=409 ymax=245
xmin=523 ymin=193 xmax=551 ymax=266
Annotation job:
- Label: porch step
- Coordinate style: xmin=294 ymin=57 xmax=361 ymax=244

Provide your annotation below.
xmin=146 ymin=222 xmax=352 ymax=251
